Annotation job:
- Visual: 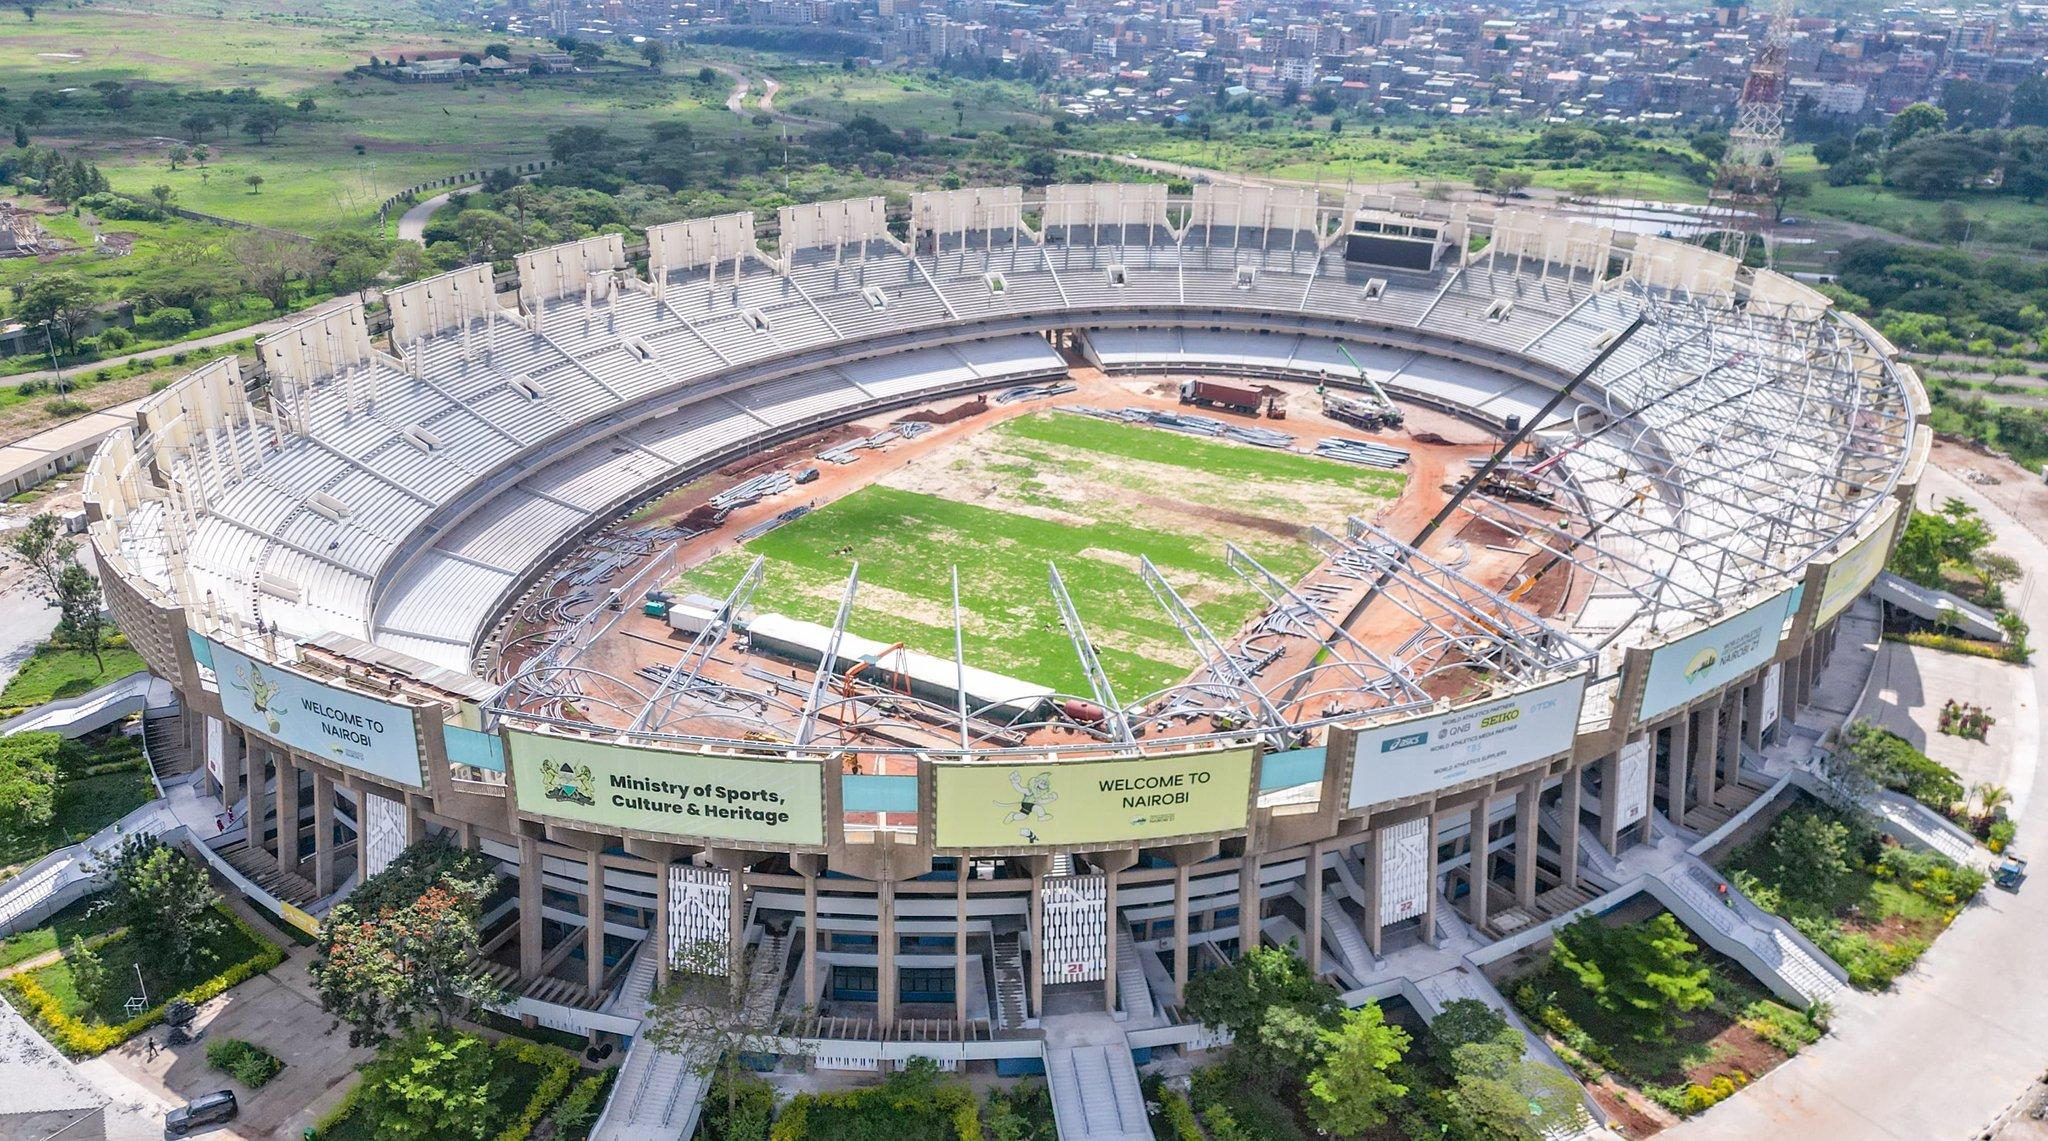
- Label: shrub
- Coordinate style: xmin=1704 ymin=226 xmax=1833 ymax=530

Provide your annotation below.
xmin=1989 ymin=818 xmax=2017 ymax=852
xmin=138 ymin=307 xmax=195 ymax=338
xmin=491 ymin=1038 xmax=580 ymax=1141
xmin=549 ymin=1072 xmax=613 ymax=1138
xmin=1157 ymin=1089 xmax=1203 ymax=1141
xmin=47 ymin=400 xmax=90 ymax=418
xmin=206 ymin=1038 xmax=284 ymax=1087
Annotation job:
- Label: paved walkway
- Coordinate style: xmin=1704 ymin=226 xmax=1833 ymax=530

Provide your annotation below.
xmin=1677 ymin=462 xmax=2048 ymax=1140
xmin=398 ymin=185 xmax=468 ymax=243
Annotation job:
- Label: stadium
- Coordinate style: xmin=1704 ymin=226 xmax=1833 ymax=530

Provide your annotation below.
xmin=82 ymin=183 xmax=1923 ymax=1138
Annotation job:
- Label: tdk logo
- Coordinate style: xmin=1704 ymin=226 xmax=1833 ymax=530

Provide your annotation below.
xmin=1380 ymin=731 xmax=1430 ymax=753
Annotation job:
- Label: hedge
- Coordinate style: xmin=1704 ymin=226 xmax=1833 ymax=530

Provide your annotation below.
xmin=207 ymin=1037 xmax=285 ymax=1088
xmin=1159 ymin=1089 xmax=1204 ymax=1141
xmin=493 ymin=1039 xmax=582 ymax=1141
xmin=0 ymin=906 xmax=285 ymax=1057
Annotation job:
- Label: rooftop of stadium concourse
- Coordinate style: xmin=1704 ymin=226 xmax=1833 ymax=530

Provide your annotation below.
xmin=81 ymin=188 xmax=1920 ymax=746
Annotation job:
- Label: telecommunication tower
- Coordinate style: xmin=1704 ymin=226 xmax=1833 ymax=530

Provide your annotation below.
xmin=1710 ymin=0 xmax=1793 ymax=264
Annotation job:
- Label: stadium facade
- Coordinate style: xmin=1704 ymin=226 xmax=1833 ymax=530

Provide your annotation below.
xmin=82 ymin=184 xmax=1923 ymax=1098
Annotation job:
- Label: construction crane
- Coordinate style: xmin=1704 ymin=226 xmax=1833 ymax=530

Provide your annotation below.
xmin=1709 ymin=0 xmax=1794 ymax=266
xmin=1320 ymin=344 xmax=1405 ymax=430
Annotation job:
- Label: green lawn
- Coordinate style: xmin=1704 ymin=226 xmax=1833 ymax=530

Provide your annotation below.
xmin=776 ymin=66 xmax=1046 ymax=135
xmin=0 ymin=769 xmax=156 ymax=871
xmin=28 ymin=906 xmax=271 ymax=1025
xmin=1726 ymin=802 xmax=1978 ymax=990
xmin=677 ymin=412 xmax=1401 ymax=696
xmin=0 ymin=894 xmax=123 ymax=971
xmin=0 ymin=642 xmax=147 ymax=713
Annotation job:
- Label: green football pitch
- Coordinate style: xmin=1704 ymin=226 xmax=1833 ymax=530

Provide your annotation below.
xmin=678 ymin=412 xmax=1405 ymax=697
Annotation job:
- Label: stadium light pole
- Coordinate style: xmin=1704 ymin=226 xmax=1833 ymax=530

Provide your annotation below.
xmin=1335 ymin=310 xmax=1652 ymax=636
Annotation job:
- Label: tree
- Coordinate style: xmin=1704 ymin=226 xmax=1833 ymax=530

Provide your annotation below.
xmin=3 ymin=512 xmax=78 ymax=602
xmin=1942 ymin=79 xmax=2009 ymax=130
xmin=312 ymin=843 xmax=505 ymax=1048
xmin=12 ymin=124 xmax=26 ymax=148
xmin=68 ymin=936 xmax=108 ymax=1010
xmin=639 ymin=39 xmax=665 ymax=67
xmin=0 ymin=732 xmax=61 ymax=835
xmin=1447 ymin=1027 xmax=1586 ymax=1140
xmin=1552 ymin=913 xmax=1712 ymax=1042
xmin=2013 ymin=77 xmax=2048 ymax=128
xmin=1471 ymin=165 xmax=1499 ymax=192
xmin=1498 ymin=169 xmax=1533 ymax=197
xmin=244 ymin=173 xmax=264 ymax=194
xmin=231 ymin=232 xmax=316 ymax=311
xmin=485 ymin=42 xmax=512 ymax=61
xmin=147 ymin=183 xmax=176 ymax=212
xmin=1302 ymin=1001 xmax=1410 ymax=1135
xmin=167 ymin=145 xmax=190 ymax=170
xmin=1886 ymin=102 xmax=1947 ymax=147
xmin=314 ymin=231 xmax=395 ymax=300
xmin=241 ymin=104 xmax=284 ymax=144
xmin=1184 ymin=942 xmax=1340 ymax=1076
xmin=179 ymin=112 xmax=216 ymax=142
xmin=351 ymin=1030 xmax=497 ymax=1140
xmin=1761 ymin=808 xmax=1854 ymax=908
xmin=54 ymin=561 xmax=108 ymax=669
xmin=644 ymin=937 xmax=812 ymax=1120
xmin=1429 ymin=997 xmax=1512 ymax=1061
xmin=107 ymin=834 xmax=223 ymax=975
xmin=14 ymin=271 xmax=96 ymax=351
xmin=21 ymin=4 xmax=35 ymax=20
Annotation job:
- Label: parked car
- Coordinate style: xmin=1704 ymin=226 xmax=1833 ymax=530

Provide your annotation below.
xmin=165 ymin=1090 xmax=238 ymax=1136
xmin=1996 ymin=855 xmax=2028 ymax=892
xmin=795 ymin=466 xmax=820 ymax=485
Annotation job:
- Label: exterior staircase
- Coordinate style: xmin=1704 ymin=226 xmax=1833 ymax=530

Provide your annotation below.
xmin=208 ymin=838 xmax=318 ymax=907
xmin=1046 ymin=1041 xmax=1150 ymax=1141
xmin=142 ymin=712 xmax=194 ymax=785
xmin=992 ymin=932 xmax=1029 ymax=1030
xmin=1318 ymin=893 xmax=1376 ymax=982
xmin=1113 ymin=927 xmax=1154 ymax=1024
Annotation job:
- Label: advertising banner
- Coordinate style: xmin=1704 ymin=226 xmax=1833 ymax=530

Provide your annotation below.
xmin=1346 ymin=676 xmax=1587 ymax=810
xmin=1761 ymin=663 xmax=1783 ymax=733
xmin=507 ymin=730 xmax=825 ymax=847
xmin=1816 ymin=507 xmax=1897 ymax=626
xmin=1636 ymin=589 xmax=1796 ymax=724
xmin=932 ymin=748 xmax=1254 ymax=849
xmin=1615 ymin=736 xmax=1651 ymax=828
xmin=209 ymin=639 xmax=423 ymax=788
xmin=204 ymin=716 xmax=224 ymax=789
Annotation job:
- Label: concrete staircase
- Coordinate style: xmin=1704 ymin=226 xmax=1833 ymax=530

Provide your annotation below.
xmin=1047 ymin=1042 xmax=1150 ymax=1141
xmin=209 ymin=837 xmax=319 ymax=907
xmin=992 ymin=932 xmax=1029 ymax=1030
xmin=1114 ymin=927 xmax=1154 ymax=1023
xmin=142 ymin=712 xmax=194 ymax=785
xmin=1318 ymin=893 xmax=1376 ymax=983
xmin=1661 ymin=860 xmax=1845 ymax=1006
xmin=603 ymin=939 xmax=661 ymax=1015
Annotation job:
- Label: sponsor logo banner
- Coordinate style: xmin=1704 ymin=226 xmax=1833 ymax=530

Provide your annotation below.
xmin=209 ymin=639 xmax=423 ymax=788
xmin=1817 ymin=507 xmax=1897 ymax=626
xmin=932 ymin=748 xmax=1254 ymax=849
xmin=1637 ymin=589 xmax=1796 ymax=724
xmin=1346 ymin=676 xmax=1587 ymax=809
xmin=507 ymin=730 xmax=825 ymax=846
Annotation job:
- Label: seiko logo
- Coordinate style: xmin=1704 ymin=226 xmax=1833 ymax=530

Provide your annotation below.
xmin=1479 ymin=708 xmax=1522 ymax=729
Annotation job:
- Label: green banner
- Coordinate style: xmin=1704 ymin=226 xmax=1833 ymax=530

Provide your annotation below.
xmin=508 ymin=730 xmax=825 ymax=847
xmin=933 ymin=748 xmax=1254 ymax=849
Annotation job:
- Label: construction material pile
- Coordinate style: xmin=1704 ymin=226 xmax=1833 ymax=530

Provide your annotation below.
xmin=1060 ymin=405 xmax=1296 ymax=449
xmin=994 ymin=382 xmax=1078 ymax=405
xmin=1313 ymin=437 xmax=1410 ymax=468
xmin=709 ymin=472 xmax=794 ymax=512
xmin=819 ymin=429 xmax=904 ymax=464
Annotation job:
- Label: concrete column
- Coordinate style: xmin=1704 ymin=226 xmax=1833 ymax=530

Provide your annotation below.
xmin=518 ymin=834 xmax=544 ymax=981
xmin=1422 ymin=809 xmax=1441 ymax=947
xmin=1237 ymin=851 xmax=1261 ymax=949
xmin=585 ymin=849 xmax=606 ymax=999
xmin=311 ymin=772 xmax=336 ymax=896
xmin=1694 ymin=701 xmax=1720 ymax=811
xmin=654 ymin=861 xmax=673 ymax=988
xmin=1361 ymin=830 xmax=1384 ymax=956
xmin=955 ymin=866 xmax=969 ymax=1025
xmin=1719 ymin=692 xmax=1743 ymax=792
xmin=241 ymin=743 xmax=263 ymax=843
xmin=1103 ymin=866 xmax=1120 ymax=1016
xmin=1742 ymin=680 xmax=1765 ymax=751
xmin=274 ymin=754 xmax=299 ymax=875
xmin=1667 ymin=714 xmax=1691 ymax=824
xmin=801 ymin=866 xmax=818 ymax=1009
xmin=1171 ymin=863 xmax=1191 ymax=1004
xmin=1306 ymin=842 xmax=1325 ymax=977
xmin=355 ymin=790 xmax=371 ymax=884
xmin=1027 ymin=870 xmax=1044 ymax=1017
xmin=1514 ymin=777 xmax=1540 ymax=909
xmin=877 ymin=879 xmax=898 ymax=1025
xmin=1559 ymin=765 xmax=1583 ymax=889
xmin=1597 ymin=751 xmax=1622 ymax=855
xmin=1465 ymin=796 xmax=1490 ymax=926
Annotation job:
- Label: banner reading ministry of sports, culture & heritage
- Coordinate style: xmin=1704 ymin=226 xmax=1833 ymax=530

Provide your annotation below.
xmin=931 ymin=747 xmax=1255 ymax=849
xmin=208 ymin=638 xmax=424 ymax=788
xmin=505 ymin=730 xmax=826 ymax=847
xmin=1636 ymin=587 xmax=1799 ymax=724
xmin=1343 ymin=674 xmax=1587 ymax=810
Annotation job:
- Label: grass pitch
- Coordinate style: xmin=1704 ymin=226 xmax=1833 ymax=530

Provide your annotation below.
xmin=680 ymin=412 xmax=1404 ymax=697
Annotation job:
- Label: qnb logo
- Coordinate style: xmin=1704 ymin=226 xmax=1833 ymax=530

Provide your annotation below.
xmin=1379 ymin=731 xmax=1430 ymax=753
